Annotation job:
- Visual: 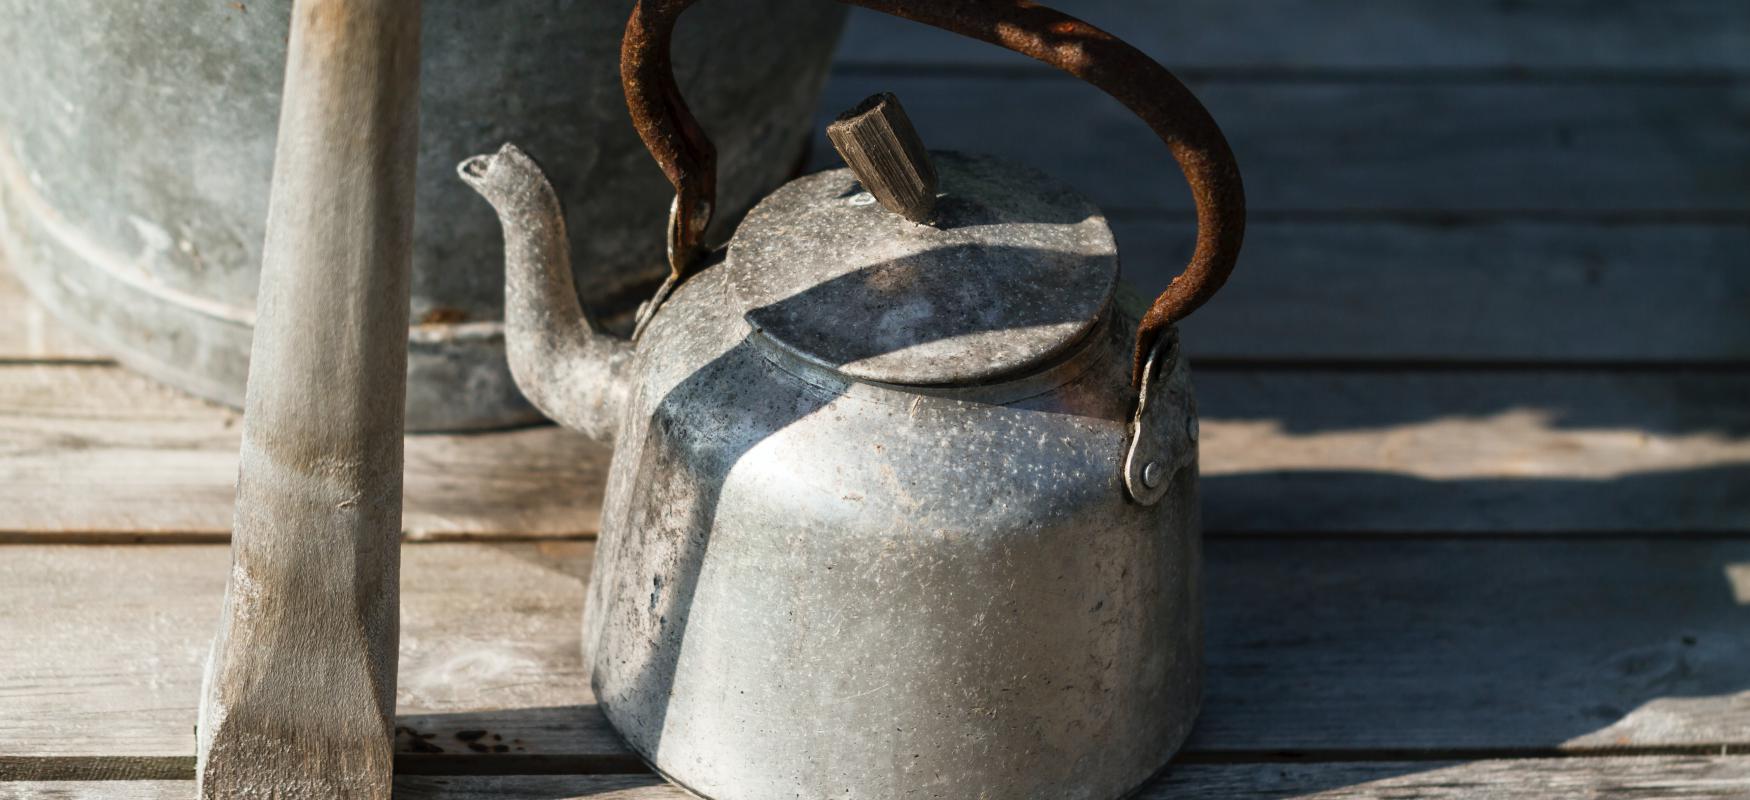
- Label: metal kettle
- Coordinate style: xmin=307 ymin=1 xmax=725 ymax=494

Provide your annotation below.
xmin=458 ymin=1 xmax=1244 ymax=797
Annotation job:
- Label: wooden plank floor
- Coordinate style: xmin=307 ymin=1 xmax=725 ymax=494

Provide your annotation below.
xmin=3 ymin=1 xmax=1748 ymax=797
xmin=6 ymin=540 xmax=1749 ymax=764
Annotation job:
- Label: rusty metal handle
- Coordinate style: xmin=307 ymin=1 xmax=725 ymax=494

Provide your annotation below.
xmin=622 ymin=0 xmax=1245 ymax=385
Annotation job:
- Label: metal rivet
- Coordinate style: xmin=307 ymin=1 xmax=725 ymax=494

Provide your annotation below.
xmin=1186 ymin=416 xmax=1199 ymax=442
xmin=1142 ymin=460 xmax=1164 ymax=488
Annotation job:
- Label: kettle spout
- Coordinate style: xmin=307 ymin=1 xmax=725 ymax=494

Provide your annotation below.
xmin=458 ymin=144 xmax=630 ymax=442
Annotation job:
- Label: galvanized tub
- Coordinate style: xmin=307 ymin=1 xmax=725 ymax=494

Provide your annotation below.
xmin=0 ymin=0 xmax=844 ymax=429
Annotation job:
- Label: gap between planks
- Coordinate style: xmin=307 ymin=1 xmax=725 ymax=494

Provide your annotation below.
xmin=11 ymin=755 xmax=1750 ymax=799
xmin=9 ymin=754 xmax=1750 ymax=797
xmin=19 ymin=531 xmax=1750 ymax=547
xmin=833 ymin=0 xmax=1750 ymax=74
xmin=830 ymin=62 xmax=1750 ymax=86
xmin=21 ymin=754 xmax=1750 ymax=799
xmin=809 ymin=77 xmax=1750 ymax=214
xmin=6 ymin=539 xmax=1749 ymax=773
xmin=3 ymin=361 xmax=1748 ymax=538
xmin=15 ymin=744 xmax=1750 ymax=785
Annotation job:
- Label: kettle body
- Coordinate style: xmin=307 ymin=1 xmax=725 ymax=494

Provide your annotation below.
xmin=459 ymin=1 xmax=1245 ymax=797
xmin=583 ymin=257 xmax=1202 ymax=800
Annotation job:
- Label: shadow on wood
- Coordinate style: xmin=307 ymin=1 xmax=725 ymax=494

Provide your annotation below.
xmin=1204 ymin=465 xmax=1750 ymax=533
xmin=1130 ymin=535 xmax=1750 ymax=797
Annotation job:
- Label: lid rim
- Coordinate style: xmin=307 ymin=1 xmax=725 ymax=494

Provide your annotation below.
xmin=727 ymin=151 xmax=1119 ymax=388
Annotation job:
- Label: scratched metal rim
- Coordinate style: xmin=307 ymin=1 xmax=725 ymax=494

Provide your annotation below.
xmin=746 ymin=310 xmax=1123 ymax=411
xmin=727 ymin=152 xmax=1120 ymax=388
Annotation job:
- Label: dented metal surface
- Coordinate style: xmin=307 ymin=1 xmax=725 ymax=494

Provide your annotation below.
xmin=592 ymin=264 xmax=1202 ymax=800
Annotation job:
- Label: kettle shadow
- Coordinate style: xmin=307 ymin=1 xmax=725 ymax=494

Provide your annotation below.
xmin=1127 ymin=468 xmax=1750 ymax=797
xmin=1202 ymin=465 xmax=1750 ymax=533
xmin=1190 ymin=366 xmax=1750 ymax=440
xmin=391 ymin=774 xmax=673 ymax=799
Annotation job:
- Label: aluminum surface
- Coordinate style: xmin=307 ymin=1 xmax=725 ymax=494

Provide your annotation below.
xmin=0 ymin=0 xmax=843 ymax=430
xmin=459 ymin=1 xmax=1245 ymax=795
xmin=589 ymin=264 xmax=1203 ymax=800
xmin=727 ymin=152 xmax=1118 ymax=386
xmin=465 ymin=147 xmax=1203 ymax=799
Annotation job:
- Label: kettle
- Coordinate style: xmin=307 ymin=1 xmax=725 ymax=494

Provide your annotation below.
xmin=458 ymin=1 xmax=1243 ymax=797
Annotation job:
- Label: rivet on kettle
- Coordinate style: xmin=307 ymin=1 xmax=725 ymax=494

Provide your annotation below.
xmin=1142 ymin=461 xmax=1165 ymax=488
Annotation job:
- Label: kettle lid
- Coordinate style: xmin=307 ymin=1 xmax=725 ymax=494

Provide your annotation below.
xmin=726 ymin=151 xmax=1118 ymax=386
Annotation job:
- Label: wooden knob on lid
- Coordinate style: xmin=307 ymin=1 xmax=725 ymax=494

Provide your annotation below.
xmin=826 ymin=92 xmax=938 ymax=223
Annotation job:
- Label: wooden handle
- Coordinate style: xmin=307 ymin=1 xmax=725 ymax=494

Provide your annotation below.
xmin=195 ymin=1 xmax=422 ymax=797
xmin=827 ymin=92 xmax=939 ymax=223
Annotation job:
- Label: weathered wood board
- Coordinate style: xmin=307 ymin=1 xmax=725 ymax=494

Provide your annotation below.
xmin=7 ymin=538 xmax=1747 ymax=779
xmin=0 ymin=542 xmax=621 ymax=777
xmin=0 ymin=778 xmax=687 ymax=799
xmin=1137 ymin=221 xmax=1750 ymax=363
xmin=1157 ymin=755 xmax=1750 ymax=799
xmin=811 ymin=76 xmax=1750 ymax=215
xmin=0 ymin=363 xmax=605 ymax=540
xmin=1194 ymin=538 xmax=1750 ymax=753
xmin=1196 ymin=369 xmax=1750 ymax=533
xmin=14 ymin=755 xmax=1750 ymax=799
xmin=2 ymin=360 xmax=1743 ymax=539
xmin=836 ymin=2 xmax=1750 ymax=73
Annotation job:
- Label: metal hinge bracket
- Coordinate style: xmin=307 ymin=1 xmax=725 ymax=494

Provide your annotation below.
xmin=1123 ymin=332 xmax=1197 ymax=505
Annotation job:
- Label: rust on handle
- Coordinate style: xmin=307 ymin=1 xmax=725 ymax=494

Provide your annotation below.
xmin=621 ymin=0 xmax=1245 ymax=386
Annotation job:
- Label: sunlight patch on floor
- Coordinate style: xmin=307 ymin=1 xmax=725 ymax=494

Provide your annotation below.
xmin=1202 ymin=407 xmax=1750 ymax=481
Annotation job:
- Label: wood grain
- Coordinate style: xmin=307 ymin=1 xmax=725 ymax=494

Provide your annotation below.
xmin=1154 ymin=755 xmax=1750 ymax=799
xmin=825 ymin=92 xmax=939 ymax=222
xmin=811 ymin=76 xmax=1750 ymax=214
xmin=7 ymin=538 xmax=1748 ymax=777
xmin=12 ymin=756 xmax=1750 ymax=798
xmin=836 ymin=1 xmax=1750 ymax=73
xmin=3 ymin=360 xmax=1744 ymax=538
xmin=1133 ymin=220 xmax=1750 ymax=363
xmin=1197 ymin=369 xmax=1750 ymax=533
xmin=0 ymin=542 xmax=622 ymax=771
xmin=0 ymin=362 xmax=606 ymax=540
xmin=0 ymin=777 xmax=687 ymax=799
xmin=194 ymin=2 xmax=424 ymax=793
xmin=1195 ymin=538 xmax=1750 ymax=753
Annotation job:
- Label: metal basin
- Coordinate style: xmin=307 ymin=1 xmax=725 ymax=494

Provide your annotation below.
xmin=0 ymin=0 xmax=844 ymax=429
